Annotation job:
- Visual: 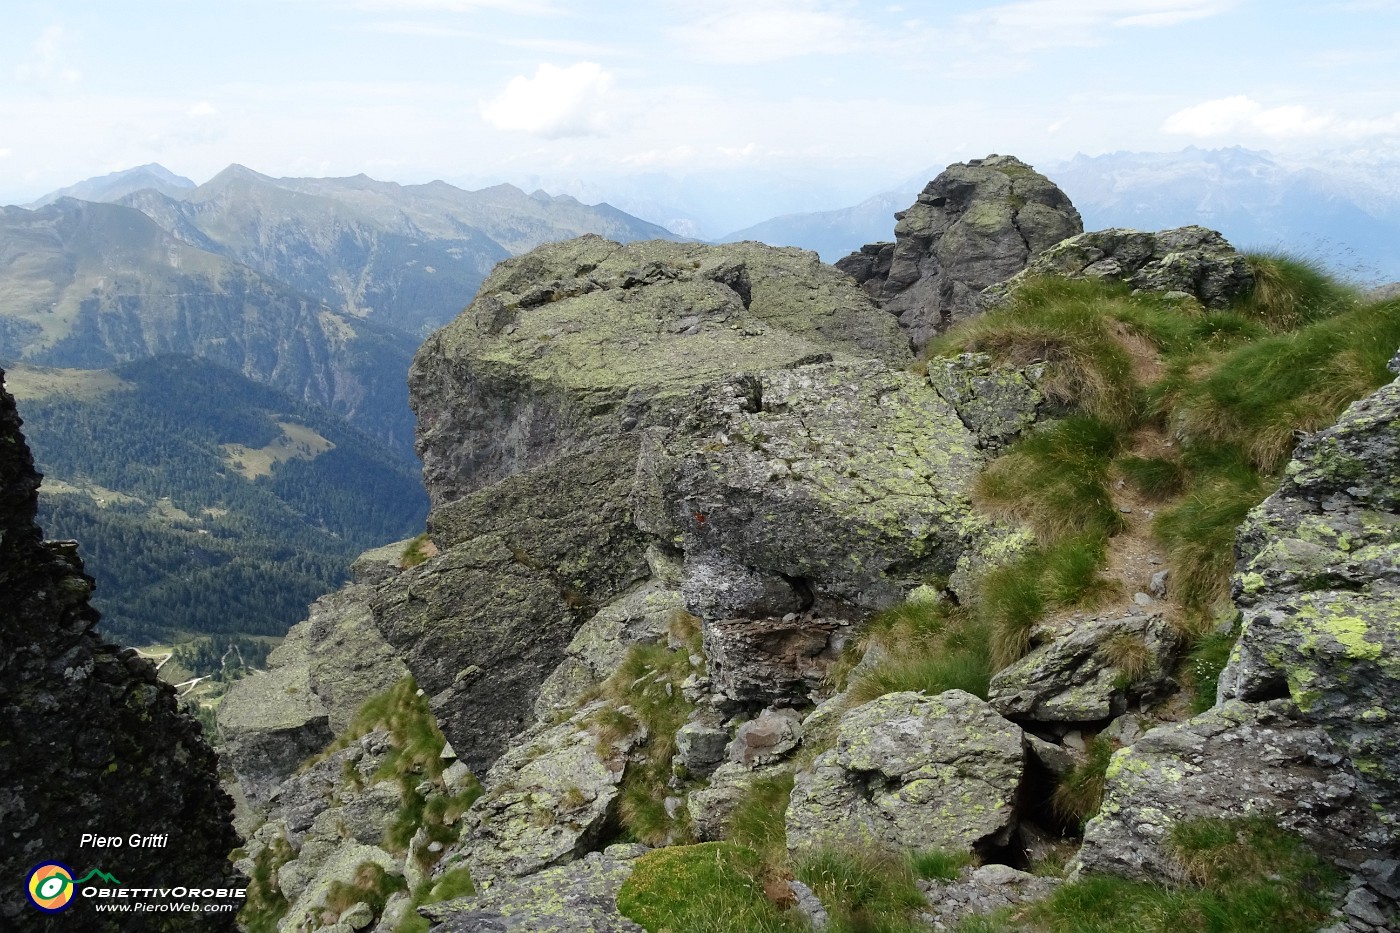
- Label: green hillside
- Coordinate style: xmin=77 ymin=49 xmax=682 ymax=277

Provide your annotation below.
xmin=9 ymin=355 xmax=427 ymax=645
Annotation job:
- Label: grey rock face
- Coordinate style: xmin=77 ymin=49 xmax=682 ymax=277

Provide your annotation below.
xmin=217 ymin=628 xmax=335 ymax=808
xmin=422 ymin=844 xmax=648 ymax=932
xmin=918 ymin=864 xmax=1061 ymax=930
xmin=304 ymin=584 xmax=412 ymax=734
xmin=637 ymin=360 xmax=984 ymax=613
xmin=373 ymin=440 xmax=650 ymax=774
xmin=0 ymin=368 xmax=241 ymax=931
xmin=987 ymin=611 xmax=1181 ymax=723
xmin=1221 ymin=375 xmax=1400 ymax=826
xmin=786 ymin=691 xmax=1024 ymax=857
xmin=410 ymin=236 xmax=909 ymax=506
xmin=988 ymin=225 xmax=1254 ymax=309
xmin=1072 ymin=700 xmax=1393 ymax=882
xmin=674 ymin=716 xmax=730 ymax=780
xmin=836 ymin=155 xmax=1082 ymax=351
xmin=454 ymin=703 xmax=642 ymax=884
xmin=926 ymin=353 xmax=1050 ymax=453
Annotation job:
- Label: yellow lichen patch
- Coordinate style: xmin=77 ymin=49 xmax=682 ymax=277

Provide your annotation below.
xmin=222 ymin=422 xmax=335 ymax=479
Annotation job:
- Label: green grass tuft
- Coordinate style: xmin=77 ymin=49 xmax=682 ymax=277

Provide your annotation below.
xmin=1237 ymin=253 xmax=1358 ymax=331
xmin=795 ymin=846 xmax=929 ymax=933
xmin=910 ymin=849 xmax=975 ymax=882
xmin=1185 ymin=624 xmax=1239 ymax=713
xmin=1051 ymin=736 xmax=1116 ymax=826
xmin=846 ymin=598 xmax=995 ymax=704
xmin=617 ymin=843 xmax=805 ymax=933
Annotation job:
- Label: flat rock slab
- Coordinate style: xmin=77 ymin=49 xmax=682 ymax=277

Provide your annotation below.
xmin=422 ymin=845 xmax=647 ymax=933
xmin=786 ymin=690 xmax=1024 ymax=857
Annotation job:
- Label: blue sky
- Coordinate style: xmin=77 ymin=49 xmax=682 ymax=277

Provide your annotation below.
xmin=2 ymin=0 xmax=1398 ymax=208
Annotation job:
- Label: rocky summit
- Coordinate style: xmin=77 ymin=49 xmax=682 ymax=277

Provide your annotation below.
xmin=837 ymin=154 xmax=1083 ymax=351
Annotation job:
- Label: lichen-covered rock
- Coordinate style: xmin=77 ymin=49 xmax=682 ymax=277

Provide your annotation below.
xmin=1221 ymin=375 xmax=1400 ymax=825
xmin=277 ymin=844 xmax=400 ymax=933
xmin=637 ymin=359 xmax=984 ymax=613
xmin=0 ymin=368 xmax=242 ymax=931
xmin=452 ymin=703 xmax=642 ymax=884
xmin=411 ymin=236 xmax=910 ymax=506
xmin=987 ymin=611 xmax=1181 ymax=723
xmin=217 ymin=628 xmax=335 ymax=807
xmin=674 ymin=715 xmax=729 ymax=780
xmin=836 ymin=155 xmax=1082 ymax=351
xmin=786 ymin=690 xmax=1024 ymax=858
xmin=304 ymin=584 xmax=412 ymax=734
xmin=534 ymin=580 xmax=685 ymax=717
xmin=681 ymin=553 xmax=807 ymax=621
xmin=1072 ymin=700 xmax=1393 ymax=882
xmin=988 ymin=225 xmax=1253 ymax=309
xmin=373 ymin=440 xmax=650 ymax=774
xmin=421 ymin=844 xmax=647 ymax=932
xmin=925 ymin=353 xmax=1050 ymax=453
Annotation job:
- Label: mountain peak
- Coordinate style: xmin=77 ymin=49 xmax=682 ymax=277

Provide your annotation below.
xmin=22 ymin=163 xmax=197 ymax=210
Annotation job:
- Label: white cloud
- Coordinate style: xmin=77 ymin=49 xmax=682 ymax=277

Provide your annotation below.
xmin=957 ymin=0 xmax=1233 ymax=51
xmin=1163 ymin=95 xmax=1400 ymax=139
xmin=15 ymin=24 xmax=82 ymax=85
xmin=187 ymin=101 xmax=218 ymax=118
xmin=351 ymin=0 xmax=558 ymax=12
xmin=0 ymin=148 xmax=11 ymax=159
xmin=480 ymin=62 xmax=614 ymax=137
xmin=669 ymin=1 xmax=884 ymax=64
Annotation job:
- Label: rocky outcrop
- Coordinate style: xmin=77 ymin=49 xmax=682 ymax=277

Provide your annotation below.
xmin=988 ymin=611 xmax=1180 ymax=723
xmin=421 ymin=845 xmax=648 ymax=932
xmin=1073 ymin=700 xmax=1392 ymax=881
xmin=410 ymin=236 xmax=910 ymax=506
xmin=1221 ymin=373 xmax=1400 ymax=825
xmin=372 ymin=440 xmax=651 ymax=774
xmin=786 ymin=691 xmax=1024 ymax=858
xmin=925 ymin=353 xmax=1050 ymax=454
xmin=836 ymin=155 xmax=1082 ymax=351
xmin=986 ymin=225 xmax=1254 ymax=309
xmin=917 ymin=864 xmax=1061 ymax=930
xmin=0 ymin=368 xmax=241 ymax=930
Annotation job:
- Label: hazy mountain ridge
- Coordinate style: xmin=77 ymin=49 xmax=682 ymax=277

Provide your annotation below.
xmin=0 ymin=196 xmax=421 ymax=453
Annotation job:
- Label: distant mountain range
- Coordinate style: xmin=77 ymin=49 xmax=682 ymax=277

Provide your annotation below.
xmin=2 ymin=163 xmax=682 ymax=453
xmin=715 ymin=147 xmax=1400 ymax=283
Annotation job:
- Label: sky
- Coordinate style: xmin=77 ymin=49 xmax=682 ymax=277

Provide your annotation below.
xmin=2 ymin=0 xmax=1399 ymax=217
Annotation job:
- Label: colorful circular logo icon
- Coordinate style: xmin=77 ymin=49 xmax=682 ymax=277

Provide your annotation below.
xmin=27 ymin=862 xmax=76 ymax=913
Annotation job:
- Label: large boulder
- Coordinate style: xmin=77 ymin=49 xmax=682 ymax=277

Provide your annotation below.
xmin=410 ymin=236 xmax=909 ymax=506
xmin=1072 ymin=700 xmax=1392 ymax=882
xmin=987 ymin=611 xmax=1180 ymax=723
xmin=786 ymin=690 xmax=1024 ymax=858
xmin=635 ymin=359 xmax=984 ymax=614
xmin=836 ymin=155 xmax=1082 ymax=351
xmin=987 ymin=225 xmax=1253 ymax=308
xmin=1221 ymin=375 xmax=1400 ymax=826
